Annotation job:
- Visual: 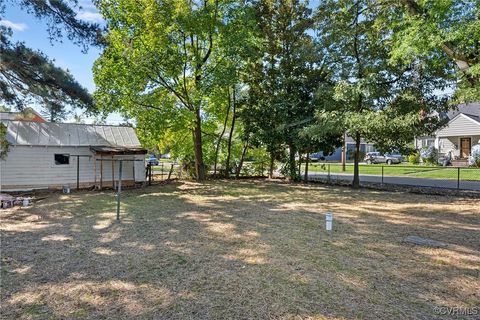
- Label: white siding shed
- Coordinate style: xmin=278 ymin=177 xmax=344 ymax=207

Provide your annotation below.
xmin=0 ymin=121 xmax=146 ymax=191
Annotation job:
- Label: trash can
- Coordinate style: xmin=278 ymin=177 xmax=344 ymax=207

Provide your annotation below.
xmin=63 ymin=185 xmax=70 ymax=194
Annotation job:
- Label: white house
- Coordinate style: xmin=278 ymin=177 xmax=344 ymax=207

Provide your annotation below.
xmin=0 ymin=121 xmax=146 ymax=191
xmin=415 ymin=103 xmax=480 ymax=164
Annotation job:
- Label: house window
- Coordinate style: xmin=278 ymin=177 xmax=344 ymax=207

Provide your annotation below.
xmin=422 ymin=138 xmax=435 ymax=148
xmin=365 ymin=144 xmax=376 ymax=153
xmin=54 ymin=154 xmax=70 ymax=165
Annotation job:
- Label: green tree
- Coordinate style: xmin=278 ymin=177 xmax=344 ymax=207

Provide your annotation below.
xmin=0 ymin=122 xmax=10 ymax=159
xmin=94 ymin=0 xmax=254 ymax=181
xmin=241 ymin=0 xmax=326 ymax=181
xmin=311 ymin=0 xmax=449 ymax=188
xmin=0 ymin=0 xmax=99 ymax=118
xmin=375 ymin=0 xmax=480 ymax=102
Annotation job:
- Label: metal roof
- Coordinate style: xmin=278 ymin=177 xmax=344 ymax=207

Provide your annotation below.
xmin=2 ymin=121 xmax=142 ymax=147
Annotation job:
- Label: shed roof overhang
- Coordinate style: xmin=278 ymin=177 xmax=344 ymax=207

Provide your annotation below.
xmin=90 ymin=146 xmax=147 ymax=155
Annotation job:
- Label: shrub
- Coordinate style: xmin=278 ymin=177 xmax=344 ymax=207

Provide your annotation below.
xmin=408 ymin=152 xmax=420 ymax=165
xmin=420 ymin=146 xmax=438 ymax=165
xmin=250 ymin=159 xmax=269 ymax=176
xmin=468 ymin=144 xmax=480 ymax=167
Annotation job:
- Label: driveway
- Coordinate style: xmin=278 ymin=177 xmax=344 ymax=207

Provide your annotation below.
xmin=308 ymin=172 xmax=480 ymax=191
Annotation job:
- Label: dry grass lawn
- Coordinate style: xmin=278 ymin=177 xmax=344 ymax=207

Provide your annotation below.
xmin=1 ymin=180 xmax=479 ymax=319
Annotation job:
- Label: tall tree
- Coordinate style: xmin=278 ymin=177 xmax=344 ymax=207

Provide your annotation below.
xmin=0 ymin=0 xmax=99 ymax=117
xmin=94 ymin=0 xmax=254 ymax=181
xmin=241 ymin=0 xmax=326 ymax=181
xmin=311 ymin=0 xmax=449 ymax=188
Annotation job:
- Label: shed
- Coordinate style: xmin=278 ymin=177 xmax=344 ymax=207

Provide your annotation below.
xmin=0 ymin=121 xmax=147 ymax=191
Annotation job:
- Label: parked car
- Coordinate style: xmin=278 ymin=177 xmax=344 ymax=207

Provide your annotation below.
xmin=146 ymin=155 xmax=159 ymax=166
xmin=364 ymin=152 xmax=403 ymax=165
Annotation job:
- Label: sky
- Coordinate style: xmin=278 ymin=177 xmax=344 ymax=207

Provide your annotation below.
xmin=1 ymin=0 xmax=124 ymax=124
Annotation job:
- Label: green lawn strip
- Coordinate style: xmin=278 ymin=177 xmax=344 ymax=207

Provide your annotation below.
xmin=306 ymin=163 xmax=480 ymax=181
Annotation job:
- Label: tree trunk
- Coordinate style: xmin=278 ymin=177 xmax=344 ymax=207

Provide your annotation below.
xmin=268 ymin=152 xmax=275 ymax=179
xmin=167 ymin=163 xmax=174 ymax=180
xmin=235 ymin=139 xmax=249 ymax=179
xmin=288 ymin=143 xmax=297 ymax=181
xmin=213 ymin=93 xmax=231 ymax=175
xmin=304 ymin=153 xmax=309 ymax=182
xmin=352 ymin=132 xmax=361 ymax=189
xmin=225 ymin=87 xmax=236 ymax=178
xmin=298 ymin=153 xmax=302 ymax=178
xmin=193 ymin=108 xmax=205 ymax=181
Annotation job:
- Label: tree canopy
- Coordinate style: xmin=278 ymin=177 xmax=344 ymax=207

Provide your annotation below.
xmin=375 ymin=0 xmax=480 ymax=102
xmin=94 ymin=0 xmax=257 ymax=180
xmin=88 ymin=0 xmax=479 ymax=184
xmin=0 ymin=0 xmax=100 ymax=121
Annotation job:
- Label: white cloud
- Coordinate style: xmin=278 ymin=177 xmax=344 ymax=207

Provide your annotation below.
xmin=76 ymin=11 xmax=103 ymax=23
xmin=0 ymin=20 xmax=28 ymax=31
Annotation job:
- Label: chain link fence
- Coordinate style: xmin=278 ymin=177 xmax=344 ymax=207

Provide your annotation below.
xmin=305 ymin=163 xmax=480 ymax=191
xmin=146 ymin=162 xmax=182 ymax=184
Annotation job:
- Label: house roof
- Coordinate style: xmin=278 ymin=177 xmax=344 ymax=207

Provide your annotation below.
xmin=0 ymin=107 xmax=46 ymax=123
xmin=2 ymin=120 xmax=142 ymax=147
xmin=446 ymin=102 xmax=480 ymax=119
xmin=462 ymin=113 xmax=480 ymax=124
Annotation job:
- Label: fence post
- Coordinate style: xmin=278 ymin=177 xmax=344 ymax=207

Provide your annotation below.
xmin=148 ymin=164 xmax=152 ymax=186
xmin=76 ymin=155 xmax=80 ymax=190
xmin=457 ymin=167 xmax=460 ymax=190
xmin=381 ymin=166 xmax=384 ymax=184
xmin=161 ymin=162 xmax=164 ymax=181
xmin=116 ymin=160 xmax=123 ymax=221
xmin=327 ymin=164 xmax=331 ymax=183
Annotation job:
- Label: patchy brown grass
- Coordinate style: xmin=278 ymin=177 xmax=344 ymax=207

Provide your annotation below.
xmin=1 ymin=180 xmax=479 ymax=319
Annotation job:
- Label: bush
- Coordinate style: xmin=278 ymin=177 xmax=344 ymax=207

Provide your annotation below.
xmin=408 ymin=152 xmax=420 ymax=165
xmin=468 ymin=144 xmax=480 ymax=167
xmin=420 ymin=146 xmax=438 ymax=165
xmin=250 ymin=159 xmax=268 ymax=176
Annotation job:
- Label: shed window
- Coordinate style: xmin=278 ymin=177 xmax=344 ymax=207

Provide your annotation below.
xmin=54 ymin=154 xmax=70 ymax=165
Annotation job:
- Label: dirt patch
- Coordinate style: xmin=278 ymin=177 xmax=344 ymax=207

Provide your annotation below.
xmin=1 ymin=180 xmax=479 ymax=319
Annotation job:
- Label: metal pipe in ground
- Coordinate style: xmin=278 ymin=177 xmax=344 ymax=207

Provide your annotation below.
xmin=116 ymin=160 xmax=123 ymax=221
xmin=76 ymin=155 xmax=80 ymax=190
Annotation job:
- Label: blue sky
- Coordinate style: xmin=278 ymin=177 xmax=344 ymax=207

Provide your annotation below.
xmin=2 ymin=0 xmax=124 ymax=123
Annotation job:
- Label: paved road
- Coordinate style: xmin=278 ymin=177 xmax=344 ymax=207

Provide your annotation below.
xmin=308 ymin=172 xmax=480 ymax=191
